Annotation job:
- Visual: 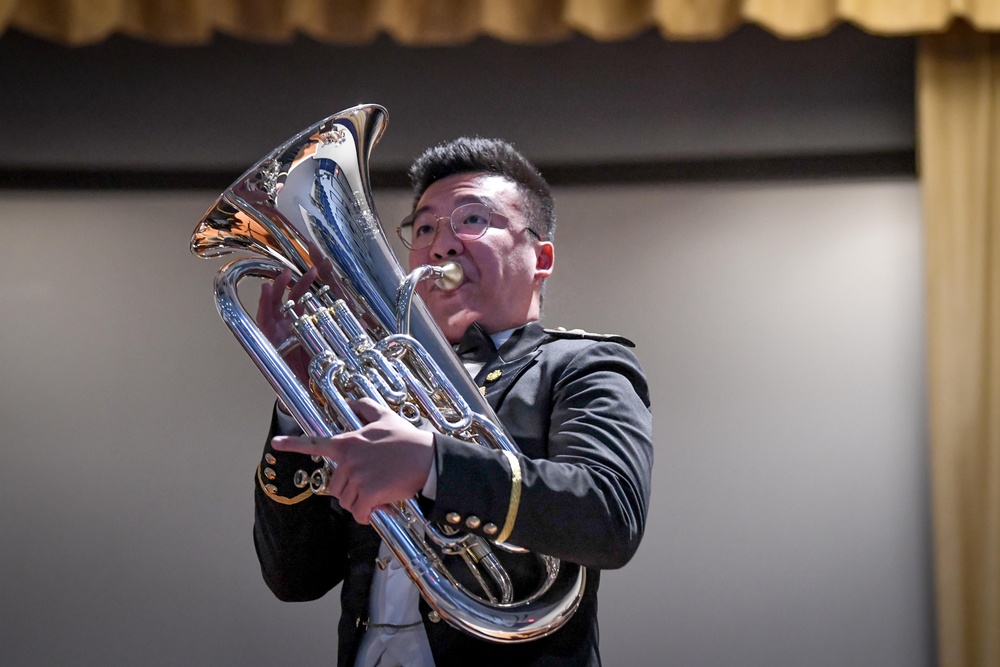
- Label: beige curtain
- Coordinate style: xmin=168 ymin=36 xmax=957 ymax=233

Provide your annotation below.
xmin=920 ymin=24 xmax=1000 ymax=667
xmin=2 ymin=0 xmax=1000 ymax=45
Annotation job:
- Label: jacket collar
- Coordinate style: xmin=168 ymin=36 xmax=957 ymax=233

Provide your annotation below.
xmin=494 ymin=321 xmax=547 ymax=362
xmin=454 ymin=322 xmax=496 ymax=363
xmin=470 ymin=321 xmax=547 ymax=412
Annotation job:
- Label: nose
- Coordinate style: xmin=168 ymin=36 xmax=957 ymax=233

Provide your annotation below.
xmin=429 ymin=220 xmax=464 ymax=260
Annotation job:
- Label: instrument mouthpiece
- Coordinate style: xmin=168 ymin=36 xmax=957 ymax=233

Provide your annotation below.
xmin=434 ymin=261 xmax=464 ymax=291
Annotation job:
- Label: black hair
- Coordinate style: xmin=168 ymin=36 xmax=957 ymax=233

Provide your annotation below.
xmin=408 ymin=137 xmax=556 ymax=242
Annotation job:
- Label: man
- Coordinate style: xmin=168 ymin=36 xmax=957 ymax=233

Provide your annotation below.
xmin=253 ymin=137 xmax=653 ymax=666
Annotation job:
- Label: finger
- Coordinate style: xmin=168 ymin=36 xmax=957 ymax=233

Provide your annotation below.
xmin=271 ymin=435 xmax=346 ymax=459
xmin=352 ymin=502 xmax=372 ymax=525
xmin=341 ymin=483 xmax=371 ymax=525
xmin=336 ymin=484 xmax=363 ymax=522
xmin=257 ymin=283 xmax=274 ymax=326
xmin=270 ymin=270 xmax=293 ymax=308
xmin=326 ymin=462 xmax=350 ymax=499
xmin=307 ymin=245 xmax=335 ymax=282
xmin=352 ymin=506 xmax=370 ymax=525
xmin=307 ymin=243 xmax=326 ymax=267
xmin=318 ymin=257 xmax=334 ymax=281
xmin=259 ymin=271 xmax=290 ymax=326
xmin=348 ymin=397 xmax=390 ymax=424
xmin=336 ymin=482 xmax=370 ymax=525
xmin=288 ymin=266 xmax=318 ymax=305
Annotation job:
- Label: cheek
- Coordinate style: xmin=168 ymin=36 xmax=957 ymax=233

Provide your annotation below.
xmin=499 ymin=247 xmax=537 ymax=281
xmin=406 ymin=251 xmax=422 ymax=271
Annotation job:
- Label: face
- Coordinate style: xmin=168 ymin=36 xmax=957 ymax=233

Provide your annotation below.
xmin=406 ymin=172 xmax=554 ymax=343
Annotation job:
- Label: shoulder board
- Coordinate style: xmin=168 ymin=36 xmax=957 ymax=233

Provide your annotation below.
xmin=543 ymin=327 xmax=636 ymax=348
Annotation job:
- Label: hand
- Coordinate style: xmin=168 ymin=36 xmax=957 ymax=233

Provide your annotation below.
xmin=271 ymin=398 xmax=435 ymax=524
xmin=256 ymin=246 xmax=338 ymax=387
xmin=256 ymin=266 xmax=317 ymax=384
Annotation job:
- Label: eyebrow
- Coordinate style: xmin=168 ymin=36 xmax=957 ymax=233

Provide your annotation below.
xmin=407 ymin=194 xmax=500 ymax=223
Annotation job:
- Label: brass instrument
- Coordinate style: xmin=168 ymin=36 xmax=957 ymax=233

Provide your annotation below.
xmin=190 ymin=104 xmax=584 ymax=642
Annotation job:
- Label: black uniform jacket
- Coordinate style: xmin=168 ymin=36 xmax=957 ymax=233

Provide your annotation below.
xmin=253 ymin=321 xmax=654 ymax=667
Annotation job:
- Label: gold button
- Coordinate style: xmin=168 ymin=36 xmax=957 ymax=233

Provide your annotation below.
xmin=446 ymin=512 xmax=462 ymax=524
xmin=264 ymin=453 xmax=277 ymax=465
xmin=264 ymin=467 xmax=277 ymax=481
xmin=427 ymin=610 xmax=441 ymax=623
xmin=483 ymin=523 xmax=498 ymax=535
xmin=465 ymin=515 xmax=481 ymax=529
xmin=264 ymin=484 xmax=278 ymax=495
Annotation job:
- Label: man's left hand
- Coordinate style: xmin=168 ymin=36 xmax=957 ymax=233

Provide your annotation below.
xmin=271 ymin=398 xmax=435 ymax=524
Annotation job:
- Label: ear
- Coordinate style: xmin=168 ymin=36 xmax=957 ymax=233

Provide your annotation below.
xmin=534 ymin=241 xmax=554 ymax=280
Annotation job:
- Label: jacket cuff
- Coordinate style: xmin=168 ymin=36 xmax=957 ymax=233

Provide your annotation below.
xmin=258 ymin=402 xmax=315 ymax=505
xmin=430 ymin=434 xmax=519 ymax=541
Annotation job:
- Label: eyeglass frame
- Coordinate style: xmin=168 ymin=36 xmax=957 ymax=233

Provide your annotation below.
xmin=396 ymin=201 xmax=543 ymax=251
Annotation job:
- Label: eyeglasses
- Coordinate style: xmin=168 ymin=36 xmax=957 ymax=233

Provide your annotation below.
xmin=397 ymin=202 xmax=539 ymax=250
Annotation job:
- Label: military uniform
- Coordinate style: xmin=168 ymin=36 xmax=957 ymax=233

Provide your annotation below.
xmin=253 ymin=321 xmax=654 ymax=666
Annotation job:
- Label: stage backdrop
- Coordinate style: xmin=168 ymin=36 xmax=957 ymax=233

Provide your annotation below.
xmin=0 ymin=177 xmax=931 ymax=666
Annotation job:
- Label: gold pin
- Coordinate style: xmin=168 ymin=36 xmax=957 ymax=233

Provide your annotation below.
xmin=479 ymin=386 xmax=487 ymax=396
xmin=485 ymin=369 xmax=502 ymax=382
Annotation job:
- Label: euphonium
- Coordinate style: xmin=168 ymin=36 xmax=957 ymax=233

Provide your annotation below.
xmin=190 ymin=104 xmax=584 ymax=642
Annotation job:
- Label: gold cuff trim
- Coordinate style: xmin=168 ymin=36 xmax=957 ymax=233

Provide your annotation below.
xmin=496 ymin=451 xmax=521 ymax=544
xmin=257 ymin=463 xmax=314 ymax=505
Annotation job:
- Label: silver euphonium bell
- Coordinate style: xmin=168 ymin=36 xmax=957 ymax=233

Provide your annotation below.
xmin=190 ymin=104 xmax=584 ymax=642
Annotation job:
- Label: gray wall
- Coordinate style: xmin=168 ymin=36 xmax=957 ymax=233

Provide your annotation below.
xmin=0 ymin=179 xmax=931 ymax=666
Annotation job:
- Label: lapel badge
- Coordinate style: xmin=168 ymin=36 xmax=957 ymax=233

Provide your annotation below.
xmin=485 ymin=369 xmax=503 ymax=383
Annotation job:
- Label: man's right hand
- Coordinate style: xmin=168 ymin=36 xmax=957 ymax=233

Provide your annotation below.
xmin=256 ymin=266 xmax=318 ymax=385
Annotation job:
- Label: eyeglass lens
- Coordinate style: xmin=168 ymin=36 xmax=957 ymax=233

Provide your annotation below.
xmin=400 ymin=202 xmax=492 ymax=249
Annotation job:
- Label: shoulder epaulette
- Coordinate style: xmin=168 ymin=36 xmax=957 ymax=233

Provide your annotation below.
xmin=543 ymin=326 xmax=636 ymax=348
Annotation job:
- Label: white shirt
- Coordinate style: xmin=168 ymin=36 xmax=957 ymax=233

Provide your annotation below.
xmin=352 ymin=542 xmax=435 ymax=666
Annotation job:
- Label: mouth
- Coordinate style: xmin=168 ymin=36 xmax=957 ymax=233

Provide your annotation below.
xmin=429 ymin=281 xmax=469 ymax=299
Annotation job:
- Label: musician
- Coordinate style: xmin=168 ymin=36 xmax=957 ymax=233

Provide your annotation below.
xmin=253 ymin=137 xmax=653 ymax=667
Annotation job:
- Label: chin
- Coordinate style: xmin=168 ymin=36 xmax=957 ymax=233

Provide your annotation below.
xmin=436 ymin=311 xmax=479 ymax=342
